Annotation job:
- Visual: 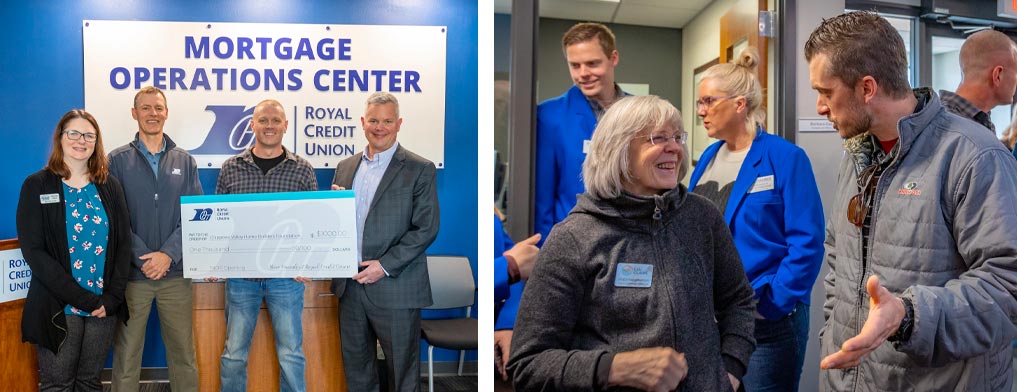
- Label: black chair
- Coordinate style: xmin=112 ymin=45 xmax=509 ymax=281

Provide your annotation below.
xmin=420 ymin=255 xmax=477 ymax=391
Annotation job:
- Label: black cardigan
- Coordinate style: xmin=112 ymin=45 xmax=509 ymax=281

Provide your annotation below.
xmin=16 ymin=169 xmax=131 ymax=352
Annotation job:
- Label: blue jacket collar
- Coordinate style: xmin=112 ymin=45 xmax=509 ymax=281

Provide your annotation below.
xmin=689 ymin=126 xmax=769 ymax=225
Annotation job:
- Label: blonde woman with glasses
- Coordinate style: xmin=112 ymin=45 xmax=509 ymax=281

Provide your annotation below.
xmin=688 ymin=48 xmax=825 ymax=392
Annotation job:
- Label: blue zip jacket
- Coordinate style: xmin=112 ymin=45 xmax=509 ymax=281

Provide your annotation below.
xmin=689 ymin=129 xmax=825 ymax=319
xmin=494 ymin=214 xmax=523 ymax=329
xmin=533 ymin=86 xmax=598 ymax=243
xmin=108 ymin=133 xmax=203 ymax=281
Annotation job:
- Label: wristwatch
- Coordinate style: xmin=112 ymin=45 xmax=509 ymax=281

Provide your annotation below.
xmin=887 ymin=296 xmax=914 ymax=347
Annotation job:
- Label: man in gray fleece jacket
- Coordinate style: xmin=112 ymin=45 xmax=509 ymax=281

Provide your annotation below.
xmin=807 ymin=12 xmax=1017 ymax=391
xmin=107 ymin=86 xmax=203 ymax=391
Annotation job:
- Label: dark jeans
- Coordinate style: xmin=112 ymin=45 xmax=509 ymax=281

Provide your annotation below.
xmin=37 ymin=314 xmax=117 ymax=392
xmin=743 ymin=302 xmax=809 ymax=392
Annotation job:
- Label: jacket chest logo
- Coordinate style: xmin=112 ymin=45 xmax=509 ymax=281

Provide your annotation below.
xmin=898 ymin=181 xmax=921 ymax=196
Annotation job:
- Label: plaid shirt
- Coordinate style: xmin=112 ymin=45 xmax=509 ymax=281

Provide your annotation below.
xmin=215 ymin=147 xmax=316 ymax=281
xmin=585 ymin=83 xmax=629 ymax=120
xmin=215 ymin=147 xmax=316 ymax=195
xmin=939 ymin=90 xmax=995 ymax=133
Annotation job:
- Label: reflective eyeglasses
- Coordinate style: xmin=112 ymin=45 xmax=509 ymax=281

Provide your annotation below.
xmin=64 ymin=130 xmax=98 ymax=143
xmin=847 ymin=164 xmax=879 ymax=227
xmin=696 ymin=95 xmax=736 ymax=110
xmin=642 ymin=132 xmax=688 ymax=146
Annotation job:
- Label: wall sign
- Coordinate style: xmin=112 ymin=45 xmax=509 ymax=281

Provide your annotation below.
xmin=83 ymin=20 xmax=447 ymax=168
xmin=1 ymin=248 xmax=29 ymax=303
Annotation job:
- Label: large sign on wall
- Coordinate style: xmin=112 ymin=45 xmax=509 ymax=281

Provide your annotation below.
xmin=83 ymin=20 xmax=446 ymax=169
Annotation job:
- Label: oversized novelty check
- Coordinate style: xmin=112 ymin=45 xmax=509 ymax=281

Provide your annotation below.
xmin=180 ymin=190 xmax=357 ymax=278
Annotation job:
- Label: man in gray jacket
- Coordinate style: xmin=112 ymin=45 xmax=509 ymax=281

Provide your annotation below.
xmin=807 ymin=11 xmax=1017 ymax=391
xmin=108 ymin=86 xmax=202 ymax=391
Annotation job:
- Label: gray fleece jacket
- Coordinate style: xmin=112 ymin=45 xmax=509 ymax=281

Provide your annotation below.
xmin=108 ymin=133 xmax=203 ymax=281
xmin=508 ymin=185 xmax=756 ymax=391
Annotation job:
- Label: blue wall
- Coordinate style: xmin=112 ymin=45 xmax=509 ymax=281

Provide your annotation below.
xmin=0 ymin=0 xmax=477 ymax=367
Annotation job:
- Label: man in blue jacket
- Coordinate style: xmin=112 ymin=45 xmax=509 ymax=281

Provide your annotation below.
xmin=534 ymin=22 xmax=627 ymax=242
xmin=493 ymin=212 xmax=539 ymax=383
xmin=108 ymin=86 xmax=202 ymax=391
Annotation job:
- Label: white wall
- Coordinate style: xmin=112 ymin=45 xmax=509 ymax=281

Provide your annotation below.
xmin=681 ymin=0 xmax=740 ymax=161
xmin=932 ymin=51 xmax=961 ymax=93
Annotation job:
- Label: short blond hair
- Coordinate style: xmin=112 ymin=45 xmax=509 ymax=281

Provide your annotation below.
xmin=134 ymin=85 xmax=167 ymax=108
xmin=582 ymin=95 xmax=687 ymax=199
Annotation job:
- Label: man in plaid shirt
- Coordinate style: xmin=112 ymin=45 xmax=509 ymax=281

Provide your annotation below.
xmin=215 ymin=99 xmax=316 ymax=392
xmin=939 ymin=29 xmax=1017 ymax=134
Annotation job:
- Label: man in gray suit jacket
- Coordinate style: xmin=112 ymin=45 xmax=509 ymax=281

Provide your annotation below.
xmin=331 ymin=92 xmax=440 ymax=392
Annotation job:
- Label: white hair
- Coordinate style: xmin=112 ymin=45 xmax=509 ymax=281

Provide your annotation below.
xmin=365 ymin=91 xmax=400 ymax=117
xmin=582 ymin=95 xmax=687 ymax=199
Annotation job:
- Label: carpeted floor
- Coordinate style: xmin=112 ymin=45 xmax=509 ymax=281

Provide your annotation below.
xmin=101 ymin=375 xmax=478 ymax=391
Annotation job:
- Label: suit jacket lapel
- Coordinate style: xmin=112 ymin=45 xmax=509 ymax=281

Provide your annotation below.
xmin=568 ymin=87 xmax=597 ymax=136
xmin=724 ymin=140 xmax=764 ymax=226
xmin=336 ymin=153 xmax=362 ymax=189
xmin=368 ymin=146 xmax=406 ymax=215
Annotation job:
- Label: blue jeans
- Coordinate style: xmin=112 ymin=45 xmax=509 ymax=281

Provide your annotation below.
xmin=743 ymin=302 xmax=809 ymax=392
xmin=220 ymin=278 xmax=306 ymax=392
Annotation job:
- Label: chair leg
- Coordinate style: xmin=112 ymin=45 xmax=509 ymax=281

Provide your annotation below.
xmin=457 ymin=350 xmax=465 ymax=376
xmin=428 ymin=345 xmax=435 ymax=392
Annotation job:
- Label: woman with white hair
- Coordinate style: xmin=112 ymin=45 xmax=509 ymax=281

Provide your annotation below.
xmin=689 ymin=48 xmax=824 ymax=392
xmin=508 ymin=95 xmax=756 ymax=391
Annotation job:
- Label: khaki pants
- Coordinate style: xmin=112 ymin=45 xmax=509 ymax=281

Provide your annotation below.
xmin=111 ymin=277 xmax=198 ymax=392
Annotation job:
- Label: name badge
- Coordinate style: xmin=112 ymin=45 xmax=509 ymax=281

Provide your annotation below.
xmin=748 ymin=175 xmax=775 ymax=193
xmin=615 ymin=263 xmax=653 ymax=288
xmin=40 ymin=193 xmax=60 ymax=204
xmin=583 ymin=140 xmax=591 ymax=154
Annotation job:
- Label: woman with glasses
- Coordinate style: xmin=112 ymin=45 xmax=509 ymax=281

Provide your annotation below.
xmin=16 ymin=109 xmax=131 ymax=391
xmin=688 ymin=47 xmax=825 ymax=392
xmin=509 ymin=95 xmax=756 ymax=391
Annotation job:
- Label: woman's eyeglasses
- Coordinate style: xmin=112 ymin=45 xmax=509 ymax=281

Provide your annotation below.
xmin=696 ymin=95 xmax=736 ymax=110
xmin=64 ymin=130 xmax=98 ymax=143
xmin=847 ymin=164 xmax=879 ymax=227
xmin=643 ymin=132 xmax=688 ymax=146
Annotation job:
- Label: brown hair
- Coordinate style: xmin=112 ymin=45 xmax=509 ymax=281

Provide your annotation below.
xmin=45 ymin=109 xmax=108 ymax=184
xmin=134 ymin=85 xmax=167 ymax=108
xmin=804 ymin=10 xmax=911 ymax=98
xmin=562 ymin=22 xmax=616 ymax=57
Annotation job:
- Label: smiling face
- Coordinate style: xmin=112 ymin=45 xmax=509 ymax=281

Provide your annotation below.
xmin=565 ymin=38 xmax=618 ymax=103
xmin=809 ymin=53 xmax=871 ymax=139
xmin=131 ymin=92 xmax=168 ymax=137
xmin=250 ymin=101 xmax=288 ymax=152
xmin=622 ymin=126 xmax=683 ymax=197
xmin=361 ymin=102 xmax=402 ymax=157
xmin=61 ymin=117 xmax=97 ymax=165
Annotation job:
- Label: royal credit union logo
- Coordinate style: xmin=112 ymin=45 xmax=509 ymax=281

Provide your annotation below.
xmin=189 ymin=208 xmax=213 ymax=221
xmin=190 ymin=105 xmax=256 ymax=154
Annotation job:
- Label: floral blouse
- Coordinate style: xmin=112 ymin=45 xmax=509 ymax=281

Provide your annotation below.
xmin=62 ymin=182 xmax=108 ymax=316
